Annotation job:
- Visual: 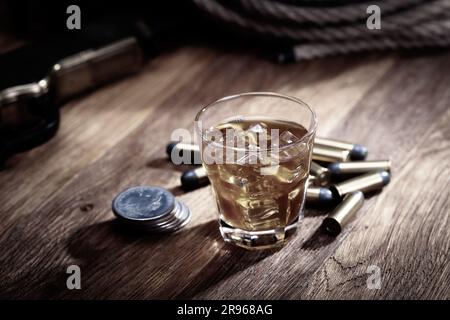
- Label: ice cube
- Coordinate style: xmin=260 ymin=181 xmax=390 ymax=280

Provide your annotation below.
xmin=260 ymin=165 xmax=280 ymax=175
xmin=245 ymin=123 xmax=267 ymax=146
xmin=236 ymin=198 xmax=280 ymax=228
xmin=236 ymin=152 xmax=259 ymax=165
xmin=215 ymin=121 xmax=243 ymax=131
xmin=280 ymin=142 xmax=308 ymax=159
xmin=279 ymin=130 xmax=299 ymax=146
xmin=224 ymin=129 xmax=248 ymax=151
xmin=204 ymin=127 xmax=223 ymax=143
xmin=247 ymin=123 xmax=266 ymax=134
xmin=234 ymin=128 xmax=247 ymax=142
xmin=260 ymin=150 xmax=279 ymax=165
xmin=279 ymin=130 xmax=307 ymax=159
xmin=274 ymin=166 xmax=300 ymax=183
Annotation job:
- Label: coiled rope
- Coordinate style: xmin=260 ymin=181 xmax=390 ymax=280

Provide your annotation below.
xmin=191 ymin=0 xmax=450 ymax=60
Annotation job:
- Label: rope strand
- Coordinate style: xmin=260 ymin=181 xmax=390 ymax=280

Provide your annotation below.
xmin=192 ymin=0 xmax=450 ymax=60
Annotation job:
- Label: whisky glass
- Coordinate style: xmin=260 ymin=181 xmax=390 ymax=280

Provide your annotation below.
xmin=195 ymin=92 xmax=316 ymax=249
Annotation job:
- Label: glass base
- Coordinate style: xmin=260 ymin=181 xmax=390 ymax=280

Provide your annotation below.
xmin=219 ymin=217 xmax=299 ymax=250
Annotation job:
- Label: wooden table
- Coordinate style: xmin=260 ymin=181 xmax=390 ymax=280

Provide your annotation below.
xmin=1 ymin=43 xmax=449 ymax=299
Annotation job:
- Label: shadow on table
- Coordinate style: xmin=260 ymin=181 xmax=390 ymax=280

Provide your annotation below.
xmin=145 ymin=156 xmax=198 ymax=173
xmin=174 ymin=241 xmax=280 ymax=299
xmin=304 ymin=204 xmax=331 ymax=218
xmin=300 ymin=189 xmax=386 ymax=251
xmin=65 ymin=218 xmax=277 ymax=298
xmin=301 ymin=224 xmax=335 ymax=251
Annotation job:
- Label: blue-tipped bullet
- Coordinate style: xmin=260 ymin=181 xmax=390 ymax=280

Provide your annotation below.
xmin=314 ymin=137 xmax=368 ymax=161
xmin=328 ymin=160 xmax=391 ymax=176
xmin=167 ymin=142 xmax=201 ymax=165
xmin=351 ymin=144 xmax=369 ymax=160
xmin=181 ymin=166 xmax=209 ymax=190
xmin=306 ymin=187 xmax=335 ymax=204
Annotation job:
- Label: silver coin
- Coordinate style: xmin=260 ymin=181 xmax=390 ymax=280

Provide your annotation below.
xmin=144 ymin=201 xmax=191 ymax=233
xmin=171 ymin=201 xmax=191 ymax=231
xmin=112 ymin=185 xmax=191 ymax=233
xmin=147 ymin=201 xmax=189 ymax=230
xmin=112 ymin=186 xmax=175 ymax=222
xmin=143 ymin=201 xmax=183 ymax=229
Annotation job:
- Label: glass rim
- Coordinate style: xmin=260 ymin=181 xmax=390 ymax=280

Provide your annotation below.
xmin=194 ymin=92 xmax=317 ymax=152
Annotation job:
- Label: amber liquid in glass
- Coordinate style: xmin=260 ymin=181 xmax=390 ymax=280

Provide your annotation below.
xmin=203 ymin=117 xmax=311 ymax=231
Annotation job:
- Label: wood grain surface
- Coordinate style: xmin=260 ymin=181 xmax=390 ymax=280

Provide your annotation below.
xmin=0 ymin=40 xmax=449 ymax=299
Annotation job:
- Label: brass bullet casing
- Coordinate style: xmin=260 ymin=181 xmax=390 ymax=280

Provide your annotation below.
xmin=312 ymin=145 xmax=350 ymax=163
xmin=306 ymin=187 xmax=334 ymax=204
xmin=307 ymin=175 xmax=318 ymax=187
xmin=314 ymin=137 xmax=368 ymax=160
xmin=167 ymin=142 xmax=201 ymax=165
xmin=328 ymin=160 xmax=391 ymax=176
xmin=181 ymin=166 xmax=210 ymax=190
xmin=322 ymin=191 xmax=364 ymax=236
xmin=330 ymin=171 xmax=390 ymax=198
xmin=309 ymin=161 xmax=331 ymax=186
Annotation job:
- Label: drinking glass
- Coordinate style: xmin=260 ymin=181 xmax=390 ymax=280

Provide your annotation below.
xmin=195 ymin=92 xmax=316 ymax=249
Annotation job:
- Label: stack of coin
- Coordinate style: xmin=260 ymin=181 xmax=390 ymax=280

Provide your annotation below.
xmin=112 ymin=186 xmax=191 ymax=233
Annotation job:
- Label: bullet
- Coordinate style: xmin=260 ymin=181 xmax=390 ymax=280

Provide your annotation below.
xmin=328 ymin=160 xmax=391 ymax=176
xmin=167 ymin=142 xmax=201 ymax=165
xmin=330 ymin=171 xmax=390 ymax=198
xmin=306 ymin=187 xmax=334 ymax=204
xmin=312 ymin=145 xmax=350 ymax=163
xmin=307 ymin=175 xmax=318 ymax=187
xmin=314 ymin=137 xmax=368 ymax=160
xmin=309 ymin=161 xmax=331 ymax=186
xmin=181 ymin=166 xmax=209 ymax=190
xmin=322 ymin=191 xmax=364 ymax=236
